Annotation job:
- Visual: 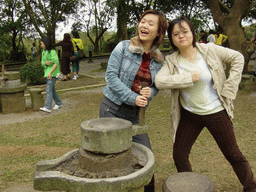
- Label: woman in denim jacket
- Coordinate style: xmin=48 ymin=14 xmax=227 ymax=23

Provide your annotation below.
xmin=99 ymin=10 xmax=167 ymax=191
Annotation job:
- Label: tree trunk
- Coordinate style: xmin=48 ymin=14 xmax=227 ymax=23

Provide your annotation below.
xmin=222 ymin=18 xmax=254 ymax=74
xmin=117 ymin=0 xmax=128 ymax=42
xmin=209 ymin=0 xmax=254 ymax=74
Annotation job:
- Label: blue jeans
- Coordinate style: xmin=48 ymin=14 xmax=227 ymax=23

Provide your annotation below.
xmin=44 ymin=77 xmax=62 ymax=109
xmin=72 ymin=52 xmax=80 ymax=73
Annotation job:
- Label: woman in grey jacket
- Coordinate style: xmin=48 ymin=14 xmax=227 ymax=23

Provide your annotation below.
xmin=155 ymin=16 xmax=256 ymax=191
xmin=99 ymin=10 xmax=168 ymax=191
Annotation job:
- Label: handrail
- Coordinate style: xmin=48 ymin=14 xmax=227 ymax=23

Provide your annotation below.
xmin=0 ymin=61 xmax=26 ymax=66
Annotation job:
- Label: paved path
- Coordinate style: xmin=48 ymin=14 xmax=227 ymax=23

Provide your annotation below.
xmin=79 ymin=58 xmax=108 ymax=78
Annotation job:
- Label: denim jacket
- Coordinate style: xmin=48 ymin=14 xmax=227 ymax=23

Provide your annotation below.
xmin=103 ymin=36 xmax=165 ymax=106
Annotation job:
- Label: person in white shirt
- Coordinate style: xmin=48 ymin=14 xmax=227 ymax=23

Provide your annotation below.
xmin=207 ymin=30 xmax=216 ymax=43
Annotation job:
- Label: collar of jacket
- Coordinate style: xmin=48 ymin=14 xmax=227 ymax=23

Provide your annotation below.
xmin=170 ymin=42 xmax=210 ymax=65
xmin=129 ymin=36 xmax=164 ymax=63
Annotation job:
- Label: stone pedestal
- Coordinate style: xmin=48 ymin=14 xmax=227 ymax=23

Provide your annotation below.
xmin=29 ymin=88 xmax=44 ymax=111
xmin=162 ymin=172 xmax=214 ymax=192
xmin=0 ymin=71 xmax=27 ymax=114
xmin=0 ymin=92 xmax=26 ymax=114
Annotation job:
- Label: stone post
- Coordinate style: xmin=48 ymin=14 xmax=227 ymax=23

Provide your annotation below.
xmin=88 ymin=46 xmax=93 ymax=63
xmin=29 ymin=88 xmax=44 ymax=111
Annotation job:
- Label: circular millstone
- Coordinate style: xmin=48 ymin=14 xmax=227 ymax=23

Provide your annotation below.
xmin=79 ymin=147 xmax=133 ymax=172
xmin=80 ymin=118 xmax=133 ymax=154
xmin=162 ymin=172 xmax=214 ymax=192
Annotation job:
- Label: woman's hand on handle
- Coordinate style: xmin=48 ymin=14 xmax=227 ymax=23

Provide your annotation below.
xmin=135 ymin=96 xmax=148 ymax=107
xmin=140 ymin=87 xmax=151 ymax=99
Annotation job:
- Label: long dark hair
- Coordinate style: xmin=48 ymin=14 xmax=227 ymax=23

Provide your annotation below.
xmin=63 ymin=33 xmax=71 ymax=42
xmin=72 ymin=31 xmax=80 ymax=38
xmin=41 ymin=37 xmax=52 ymax=51
xmin=168 ymin=16 xmax=196 ymax=51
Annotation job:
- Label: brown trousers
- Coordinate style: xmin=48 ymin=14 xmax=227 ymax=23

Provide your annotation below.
xmin=173 ymin=109 xmax=256 ymax=192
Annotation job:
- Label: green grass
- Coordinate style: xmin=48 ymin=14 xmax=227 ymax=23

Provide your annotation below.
xmin=0 ymin=88 xmax=256 ymax=191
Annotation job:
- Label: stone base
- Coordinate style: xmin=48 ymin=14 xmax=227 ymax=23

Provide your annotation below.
xmin=34 ymin=143 xmax=154 ymax=192
xmin=0 ymin=92 xmax=26 ymax=114
xmin=79 ymin=147 xmax=133 ymax=172
xmin=162 ymin=172 xmax=214 ymax=192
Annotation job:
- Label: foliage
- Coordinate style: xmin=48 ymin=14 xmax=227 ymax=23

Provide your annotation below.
xmin=22 ymin=0 xmax=80 ymax=42
xmin=81 ymin=0 xmax=115 ymax=53
xmin=245 ymin=24 xmax=256 ymax=41
xmin=19 ymin=61 xmax=45 ymax=85
xmin=0 ymin=34 xmax=12 ymax=62
xmin=100 ymin=27 xmax=136 ymax=52
xmin=0 ymin=0 xmax=31 ymax=61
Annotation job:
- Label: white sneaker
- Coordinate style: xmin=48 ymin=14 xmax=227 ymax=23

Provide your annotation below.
xmin=53 ymin=104 xmax=62 ymax=110
xmin=72 ymin=75 xmax=77 ymax=80
xmin=40 ymin=107 xmax=51 ymax=113
xmin=76 ymin=74 xmax=79 ymax=79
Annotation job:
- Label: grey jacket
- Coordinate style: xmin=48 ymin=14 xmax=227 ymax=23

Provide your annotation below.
xmin=155 ymin=42 xmax=244 ymax=141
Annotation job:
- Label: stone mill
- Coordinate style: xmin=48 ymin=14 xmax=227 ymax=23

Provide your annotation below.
xmin=34 ymin=117 xmax=155 ymax=192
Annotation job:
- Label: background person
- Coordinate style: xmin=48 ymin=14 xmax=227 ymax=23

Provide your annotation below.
xmin=71 ymin=31 xmax=84 ymax=80
xmin=214 ymin=29 xmax=228 ymax=46
xmin=39 ymin=37 xmax=62 ymax=113
xmin=155 ymin=16 xmax=256 ymax=192
xmin=199 ymin=30 xmax=208 ymax=43
xmin=99 ymin=9 xmax=168 ymax=192
xmin=53 ymin=33 xmax=74 ymax=81
xmin=31 ymin=43 xmax=36 ymax=60
xmin=207 ymin=29 xmax=216 ymax=43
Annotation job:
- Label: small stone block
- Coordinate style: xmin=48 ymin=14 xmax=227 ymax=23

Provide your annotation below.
xmin=29 ymin=88 xmax=44 ymax=111
xmin=162 ymin=172 xmax=214 ymax=192
xmin=4 ymin=71 xmax=20 ymax=80
xmin=1 ymin=96 xmax=26 ymax=114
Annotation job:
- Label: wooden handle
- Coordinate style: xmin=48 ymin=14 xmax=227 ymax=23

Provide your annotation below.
xmin=138 ymin=82 xmax=148 ymax=126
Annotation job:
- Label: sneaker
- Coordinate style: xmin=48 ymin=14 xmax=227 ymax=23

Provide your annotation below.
xmin=76 ymin=74 xmax=79 ymax=79
xmin=40 ymin=107 xmax=51 ymax=113
xmin=72 ymin=75 xmax=77 ymax=80
xmin=53 ymin=104 xmax=62 ymax=110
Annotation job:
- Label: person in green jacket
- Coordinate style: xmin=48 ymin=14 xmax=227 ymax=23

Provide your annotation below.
xmin=40 ymin=37 xmax=62 ymax=113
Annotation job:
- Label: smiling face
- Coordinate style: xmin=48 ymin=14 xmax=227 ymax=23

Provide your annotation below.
xmin=171 ymin=21 xmax=194 ymax=50
xmin=138 ymin=13 xmax=159 ymax=45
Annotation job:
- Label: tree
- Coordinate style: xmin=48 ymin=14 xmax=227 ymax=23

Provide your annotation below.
xmin=22 ymin=0 xmax=80 ymax=43
xmin=209 ymin=0 xmax=254 ymax=73
xmin=117 ymin=0 xmax=128 ymax=41
xmin=84 ymin=0 xmax=114 ymax=53
xmin=0 ymin=0 xmax=29 ymax=61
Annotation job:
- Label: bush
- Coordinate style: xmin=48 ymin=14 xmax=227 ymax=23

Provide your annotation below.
xmin=20 ymin=61 xmax=45 ymax=85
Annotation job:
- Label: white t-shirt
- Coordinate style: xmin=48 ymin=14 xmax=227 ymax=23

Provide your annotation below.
xmin=178 ymin=50 xmax=224 ymax=115
xmin=207 ymin=34 xmax=216 ymax=43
